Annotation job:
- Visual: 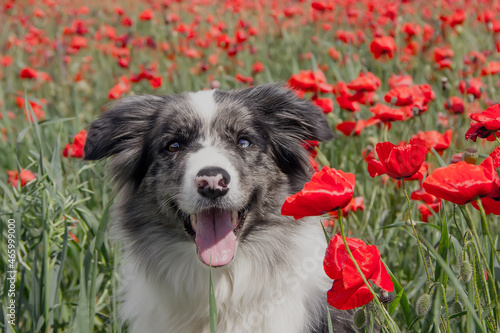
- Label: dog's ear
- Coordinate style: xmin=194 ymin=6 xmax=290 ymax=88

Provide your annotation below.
xmin=242 ymin=83 xmax=334 ymax=177
xmin=84 ymin=95 xmax=164 ymax=188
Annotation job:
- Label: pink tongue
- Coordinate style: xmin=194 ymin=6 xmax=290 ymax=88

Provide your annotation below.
xmin=195 ymin=209 xmax=237 ymax=267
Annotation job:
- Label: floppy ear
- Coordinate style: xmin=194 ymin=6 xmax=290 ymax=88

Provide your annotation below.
xmin=242 ymin=83 xmax=334 ymax=177
xmin=84 ymin=95 xmax=164 ymax=188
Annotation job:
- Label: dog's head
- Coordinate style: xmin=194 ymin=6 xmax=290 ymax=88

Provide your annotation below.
xmin=85 ymin=83 xmax=333 ymax=267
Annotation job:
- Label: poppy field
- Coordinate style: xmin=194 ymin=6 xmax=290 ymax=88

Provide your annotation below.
xmin=1 ymin=0 xmax=500 ymax=332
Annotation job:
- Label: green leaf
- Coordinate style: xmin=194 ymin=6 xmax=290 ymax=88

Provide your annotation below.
xmin=386 ymin=269 xmax=413 ymax=326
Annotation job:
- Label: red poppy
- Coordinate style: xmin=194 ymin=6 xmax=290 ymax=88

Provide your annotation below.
xmin=459 ymin=78 xmax=485 ymax=99
xmin=252 ymin=62 xmax=264 ymax=74
xmin=324 ymin=234 xmax=394 ymax=310
xmin=288 ymin=70 xmax=333 ymax=93
xmin=388 ymin=74 xmax=413 ymax=88
xmin=401 ymin=23 xmax=421 ymax=38
xmin=418 ymin=202 xmax=442 ymax=222
xmin=444 ymin=97 xmax=464 ymax=114
xmin=335 ymin=118 xmax=380 ymax=136
xmin=281 ymin=166 xmax=355 ymax=220
xmin=410 ymin=129 xmax=452 ymax=152
xmin=347 ymin=72 xmax=381 ymax=92
xmin=423 ymin=157 xmax=496 ymax=205
xmin=0 ymin=55 xmax=13 ymax=67
xmin=481 ymin=61 xmax=500 ymax=75
xmin=370 ymin=104 xmax=408 ymax=122
xmin=465 ymin=121 xmax=500 ymax=142
xmin=63 ymin=129 xmax=87 ymax=158
xmin=411 ymin=188 xmax=440 ymax=204
xmin=108 ymin=76 xmax=130 ymax=99
xmin=368 ymin=142 xmax=427 ymax=179
xmin=312 ymin=98 xmax=333 ymax=114
xmin=471 ymin=196 xmax=500 ymax=215
xmin=434 ymin=47 xmax=454 ymax=69
xmin=139 ymin=8 xmax=153 ymax=20
xmin=370 ymin=36 xmax=396 ymax=59
xmin=302 ymin=140 xmax=319 ymax=159
xmin=19 ymin=67 xmax=38 ymax=79
xmin=470 ymin=104 xmax=500 ymax=131
xmin=336 ymin=94 xmax=360 ymax=112
xmin=384 ymin=86 xmax=414 ymax=106
xmin=491 ymin=147 xmax=500 ymax=170
xmin=7 ymin=169 xmax=36 ymax=187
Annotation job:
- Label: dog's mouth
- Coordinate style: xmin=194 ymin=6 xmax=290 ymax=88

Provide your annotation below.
xmin=181 ymin=207 xmax=248 ymax=267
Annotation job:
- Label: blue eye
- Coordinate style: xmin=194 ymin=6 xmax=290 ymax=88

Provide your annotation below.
xmin=237 ymin=138 xmax=251 ymax=148
xmin=168 ymin=142 xmax=180 ymax=152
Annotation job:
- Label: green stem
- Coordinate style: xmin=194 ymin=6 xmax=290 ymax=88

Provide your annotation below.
xmin=475 ymin=199 xmax=500 ymax=266
xmin=493 ymin=131 xmax=500 ymax=145
xmin=401 ymin=180 xmax=432 ymax=288
xmin=337 ymin=210 xmax=399 ymax=332
xmin=460 ymin=205 xmax=500 ymax=325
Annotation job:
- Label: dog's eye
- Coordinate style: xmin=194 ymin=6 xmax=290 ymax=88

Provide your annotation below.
xmin=168 ymin=142 xmax=181 ymax=152
xmin=237 ymin=138 xmax=251 ymax=148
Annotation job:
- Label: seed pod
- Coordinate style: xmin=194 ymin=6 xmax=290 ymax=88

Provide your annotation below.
xmin=460 ymin=260 xmax=472 ymax=283
xmin=353 ymin=308 xmax=367 ymax=329
xmin=463 ymin=148 xmax=478 ymax=165
xmin=416 ymin=293 xmax=432 ymax=316
xmin=451 ymin=301 xmax=463 ymax=314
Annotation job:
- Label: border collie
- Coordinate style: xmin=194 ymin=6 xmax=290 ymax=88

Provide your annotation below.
xmin=84 ymin=83 xmax=355 ymax=333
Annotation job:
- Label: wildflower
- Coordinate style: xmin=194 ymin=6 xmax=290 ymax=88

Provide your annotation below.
xmin=410 ymin=129 xmax=452 ymax=153
xmin=324 ymin=234 xmax=394 ymax=310
xmin=370 ymin=36 xmax=396 ymax=59
xmin=423 ymin=157 xmax=495 ymax=205
xmin=63 ymin=129 xmax=87 ymax=158
xmin=281 ymin=166 xmax=355 ymax=220
xmin=368 ymin=142 xmax=428 ymax=179
xmin=7 ymin=169 xmax=36 ymax=187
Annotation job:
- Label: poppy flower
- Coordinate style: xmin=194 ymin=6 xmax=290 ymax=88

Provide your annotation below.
xmin=108 ymin=76 xmax=130 ymax=99
xmin=423 ymin=157 xmax=496 ymax=205
xmin=281 ymin=166 xmax=355 ymax=220
xmin=384 ymin=86 xmax=414 ymax=106
xmin=370 ymin=104 xmax=408 ymax=122
xmin=470 ymin=104 xmax=500 ymax=131
xmin=252 ymin=62 xmax=264 ymax=74
xmin=370 ymin=36 xmax=396 ymax=59
xmin=444 ymin=97 xmax=464 ymax=114
xmin=465 ymin=121 xmax=500 ymax=142
xmin=329 ymin=196 xmax=365 ymax=219
xmin=388 ymin=74 xmax=413 ymax=88
xmin=139 ymin=8 xmax=153 ymax=20
xmin=63 ymin=129 xmax=87 ymax=158
xmin=288 ymin=70 xmax=333 ymax=93
xmin=410 ymin=129 xmax=452 ymax=152
xmin=0 ymin=55 xmax=13 ymax=67
xmin=336 ymin=94 xmax=360 ymax=112
xmin=368 ymin=142 xmax=427 ymax=179
xmin=417 ymin=202 xmax=442 ymax=222
xmin=19 ymin=67 xmax=38 ymax=79
xmin=347 ymin=72 xmax=381 ymax=92
xmin=481 ymin=61 xmax=500 ymax=75
xmin=459 ymin=78 xmax=485 ymax=99
xmin=312 ymin=98 xmax=333 ymax=114
xmin=324 ymin=234 xmax=394 ymax=310
xmin=491 ymin=147 xmax=500 ymax=170
xmin=411 ymin=188 xmax=440 ymax=204
xmin=335 ymin=118 xmax=380 ymax=136
xmin=471 ymin=196 xmax=500 ymax=215
xmin=7 ymin=169 xmax=36 ymax=187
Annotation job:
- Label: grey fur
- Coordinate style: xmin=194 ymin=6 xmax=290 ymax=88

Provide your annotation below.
xmin=84 ymin=83 xmax=356 ymax=333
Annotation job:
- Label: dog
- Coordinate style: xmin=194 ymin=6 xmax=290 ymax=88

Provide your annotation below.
xmin=84 ymin=83 xmax=355 ymax=333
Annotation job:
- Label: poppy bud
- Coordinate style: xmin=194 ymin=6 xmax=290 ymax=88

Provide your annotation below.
xmin=416 ymin=293 xmax=432 ymax=316
xmin=441 ymin=77 xmax=448 ymax=91
xmin=459 ymin=260 xmax=472 ymax=283
xmin=353 ymin=308 xmax=367 ymax=328
xmin=451 ymin=301 xmax=463 ymax=314
xmin=463 ymin=148 xmax=478 ymax=165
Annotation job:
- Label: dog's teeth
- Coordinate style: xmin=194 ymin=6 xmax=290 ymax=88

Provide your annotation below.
xmin=190 ymin=214 xmax=197 ymax=231
xmin=231 ymin=211 xmax=238 ymax=228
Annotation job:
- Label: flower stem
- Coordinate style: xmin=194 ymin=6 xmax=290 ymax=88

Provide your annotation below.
xmin=476 ymin=199 xmax=500 ymax=266
xmin=401 ymin=180 xmax=432 ymax=288
xmin=460 ymin=205 xmax=500 ymax=325
xmin=337 ymin=210 xmax=399 ymax=332
xmin=493 ymin=131 xmax=500 ymax=145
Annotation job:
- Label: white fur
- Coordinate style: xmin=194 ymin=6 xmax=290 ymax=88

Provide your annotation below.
xmin=189 ymin=90 xmax=217 ymax=125
xmin=120 ymin=220 xmax=330 ymax=333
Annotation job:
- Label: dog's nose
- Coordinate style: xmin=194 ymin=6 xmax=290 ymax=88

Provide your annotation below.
xmin=195 ymin=167 xmax=231 ymax=199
